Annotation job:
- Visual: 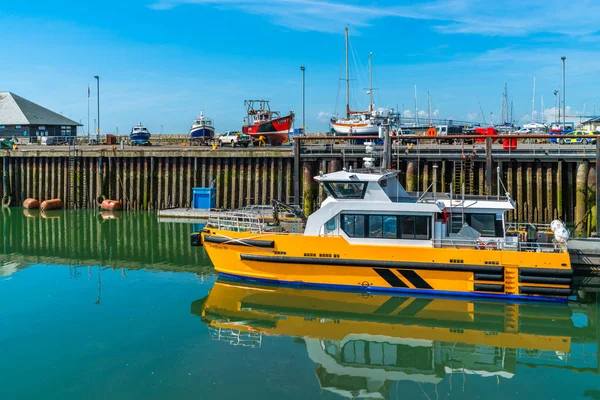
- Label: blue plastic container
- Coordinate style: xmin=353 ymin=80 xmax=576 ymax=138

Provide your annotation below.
xmin=193 ymin=188 xmax=216 ymax=209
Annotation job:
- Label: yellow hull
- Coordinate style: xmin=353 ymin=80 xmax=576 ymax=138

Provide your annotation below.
xmin=200 ymin=228 xmax=572 ymax=301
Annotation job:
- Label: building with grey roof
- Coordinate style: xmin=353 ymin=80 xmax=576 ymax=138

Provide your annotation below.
xmin=0 ymin=92 xmax=81 ymax=139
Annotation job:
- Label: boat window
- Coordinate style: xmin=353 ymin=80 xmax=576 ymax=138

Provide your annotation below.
xmin=324 ymin=182 xmax=367 ymax=199
xmin=368 ymin=216 xmax=383 ymax=238
xmin=450 ymin=213 xmax=504 ymax=237
xmin=401 ymin=216 xmax=430 ymax=239
xmin=325 ymin=217 xmax=336 ymax=231
xmin=383 ymin=216 xmax=397 ymax=238
xmin=342 ymin=214 xmax=431 ymax=240
xmin=342 ymin=215 xmax=365 ymax=238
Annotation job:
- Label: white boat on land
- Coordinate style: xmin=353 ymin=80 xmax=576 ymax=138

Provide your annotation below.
xmin=331 ymin=29 xmax=387 ymax=137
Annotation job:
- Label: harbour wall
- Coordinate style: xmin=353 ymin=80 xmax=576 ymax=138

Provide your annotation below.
xmin=0 ymin=146 xmax=597 ymax=236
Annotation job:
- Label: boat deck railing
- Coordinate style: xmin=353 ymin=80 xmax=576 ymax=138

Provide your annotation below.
xmin=206 ymin=211 xmax=267 ymax=234
xmin=433 ymin=237 xmax=568 ymax=253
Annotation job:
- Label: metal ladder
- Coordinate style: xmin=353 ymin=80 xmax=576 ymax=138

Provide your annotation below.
xmin=451 ymin=160 xmax=466 ymax=233
xmin=67 ymin=137 xmax=77 ymax=209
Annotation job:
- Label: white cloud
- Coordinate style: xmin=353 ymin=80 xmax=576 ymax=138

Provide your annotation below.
xmin=317 ymin=111 xmax=332 ymax=122
xmin=149 ymin=0 xmax=600 ymax=37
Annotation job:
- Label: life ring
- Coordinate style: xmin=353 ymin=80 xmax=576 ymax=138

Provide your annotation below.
xmin=96 ymin=194 xmax=106 ymax=206
xmin=476 ymin=238 xmax=486 ymax=250
xmin=1 ymin=195 xmax=11 ymax=208
xmin=485 ymin=241 xmax=498 ymax=250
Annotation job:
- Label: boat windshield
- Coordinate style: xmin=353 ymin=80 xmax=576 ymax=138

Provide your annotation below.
xmin=324 ymin=182 xmax=367 ymax=199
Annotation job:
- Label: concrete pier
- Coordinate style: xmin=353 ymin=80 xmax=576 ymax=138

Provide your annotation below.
xmin=0 ymin=140 xmax=598 ymax=234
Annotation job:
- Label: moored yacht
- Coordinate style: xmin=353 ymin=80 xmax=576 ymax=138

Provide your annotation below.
xmin=198 ymin=169 xmax=572 ymax=301
xmin=189 ymin=111 xmax=215 ymax=144
xmin=130 ymin=123 xmax=151 ymax=146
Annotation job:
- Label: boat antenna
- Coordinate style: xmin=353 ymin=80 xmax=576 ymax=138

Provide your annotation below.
xmin=345 ymin=27 xmax=350 ymax=118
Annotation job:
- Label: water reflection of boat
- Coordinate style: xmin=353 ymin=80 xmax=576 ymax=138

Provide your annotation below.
xmin=194 ymin=280 xmax=596 ymax=399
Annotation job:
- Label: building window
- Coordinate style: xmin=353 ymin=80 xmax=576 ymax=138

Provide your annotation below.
xmin=0 ymin=126 xmax=4 ymax=130
xmin=15 ymin=125 xmax=21 ymax=129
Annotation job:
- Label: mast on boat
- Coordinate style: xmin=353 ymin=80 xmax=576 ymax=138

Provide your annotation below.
xmin=345 ymin=27 xmax=349 ymax=118
xmin=532 ymin=77 xmax=536 ymax=123
xmin=369 ymin=52 xmax=373 ymax=113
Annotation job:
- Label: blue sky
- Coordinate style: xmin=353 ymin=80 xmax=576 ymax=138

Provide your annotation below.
xmin=2 ymin=0 xmax=600 ymax=133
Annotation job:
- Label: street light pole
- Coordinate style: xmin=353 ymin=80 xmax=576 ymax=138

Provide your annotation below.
xmin=561 ymin=56 xmax=566 ymax=129
xmin=300 ymin=66 xmax=305 ymax=134
xmin=94 ymin=75 xmax=100 ymax=138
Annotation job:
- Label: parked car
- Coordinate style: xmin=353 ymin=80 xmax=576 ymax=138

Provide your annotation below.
xmin=558 ymin=130 xmax=597 ymax=145
xmin=218 ymin=131 xmax=251 ymax=147
xmin=515 ymin=128 xmax=531 ymax=134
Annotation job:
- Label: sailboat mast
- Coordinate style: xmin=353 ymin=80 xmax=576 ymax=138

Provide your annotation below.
xmin=532 ymin=77 xmax=536 ymax=122
xmin=369 ymin=52 xmax=373 ymax=113
xmin=414 ymin=85 xmax=419 ymax=127
xmin=345 ymin=28 xmax=349 ymax=118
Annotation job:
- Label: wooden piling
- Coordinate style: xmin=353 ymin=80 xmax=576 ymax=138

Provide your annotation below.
xmin=575 ymin=161 xmax=589 ymax=237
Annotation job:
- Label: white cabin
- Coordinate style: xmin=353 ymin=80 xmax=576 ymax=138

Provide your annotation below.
xmin=308 ymin=169 xmax=514 ymax=248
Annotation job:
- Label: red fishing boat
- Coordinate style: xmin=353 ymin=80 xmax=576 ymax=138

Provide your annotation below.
xmin=242 ymin=100 xmax=294 ymax=145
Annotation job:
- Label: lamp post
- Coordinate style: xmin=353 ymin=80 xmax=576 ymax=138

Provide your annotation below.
xmin=553 ymin=90 xmax=559 ymax=124
xmin=561 ymin=56 xmax=566 ymax=129
xmin=94 ymin=75 xmax=100 ymax=138
xmin=300 ymin=66 xmax=305 ymax=134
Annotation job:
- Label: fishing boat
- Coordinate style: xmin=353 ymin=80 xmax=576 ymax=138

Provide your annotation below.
xmin=198 ymin=168 xmax=573 ymax=302
xmin=189 ymin=111 xmax=215 ymax=145
xmin=242 ymin=100 xmax=294 ymax=146
xmin=331 ymin=29 xmax=386 ymax=137
xmin=130 ymin=123 xmax=151 ymax=146
xmin=195 ymin=281 xmax=581 ymax=397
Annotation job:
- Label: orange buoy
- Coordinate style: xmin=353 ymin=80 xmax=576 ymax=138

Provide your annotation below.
xmin=40 ymin=199 xmax=64 ymax=211
xmin=23 ymin=198 xmax=40 ymax=209
xmin=101 ymin=199 xmax=123 ymax=211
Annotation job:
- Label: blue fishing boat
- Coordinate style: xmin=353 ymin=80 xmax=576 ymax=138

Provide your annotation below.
xmin=130 ymin=123 xmax=151 ymax=146
xmin=189 ymin=111 xmax=215 ymax=145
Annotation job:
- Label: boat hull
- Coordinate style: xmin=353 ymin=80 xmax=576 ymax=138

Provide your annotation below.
xmin=331 ymin=121 xmax=380 ymax=136
xmin=189 ymin=126 xmax=215 ymax=140
xmin=200 ymin=229 xmax=573 ymax=302
xmin=243 ymin=114 xmax=293 ymax=145
xmin=130 ymin=133 xmax=151 ymax=144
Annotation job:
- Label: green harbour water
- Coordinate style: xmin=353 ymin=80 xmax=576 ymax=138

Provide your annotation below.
xmin=1 ymin=209 xmax=599 ymax=400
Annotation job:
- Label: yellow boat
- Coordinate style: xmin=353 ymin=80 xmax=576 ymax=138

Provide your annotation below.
xmin=198 ymin=169 xmax=572 ymax=301
xmin=194 ymin=280 xmax=581 ymax=397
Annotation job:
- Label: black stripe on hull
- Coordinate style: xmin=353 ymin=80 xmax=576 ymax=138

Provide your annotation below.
xmin=519 ymin=267 xmax=573 ymax=277
xmin=373 ymin=269 xmax=408 ymax=288
xmin=397 ymin=298 xmax=433 ymax=317
xmin=474 ymin=284 xmax=505 ymax=293
xmin=204 ymin=236 xmax=275 ymax=248
xmin=519 ymin=276 xmax=572 ymax=285
xmin=474 ymin=273 xmax=504 ymax=282
xmin=240 ymin=254 xmax=504 ymax=274
xmin=397 ymin=270 xmax=433 ymax=289
xmin=519 ymin=286 xmax=572 ymax=296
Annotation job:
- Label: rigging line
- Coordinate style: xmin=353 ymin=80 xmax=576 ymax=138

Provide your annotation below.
xmin=334 ymin=51 xmax=344 ymax=117
xmin=349 ymin=40 xmax=367 ymax=111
